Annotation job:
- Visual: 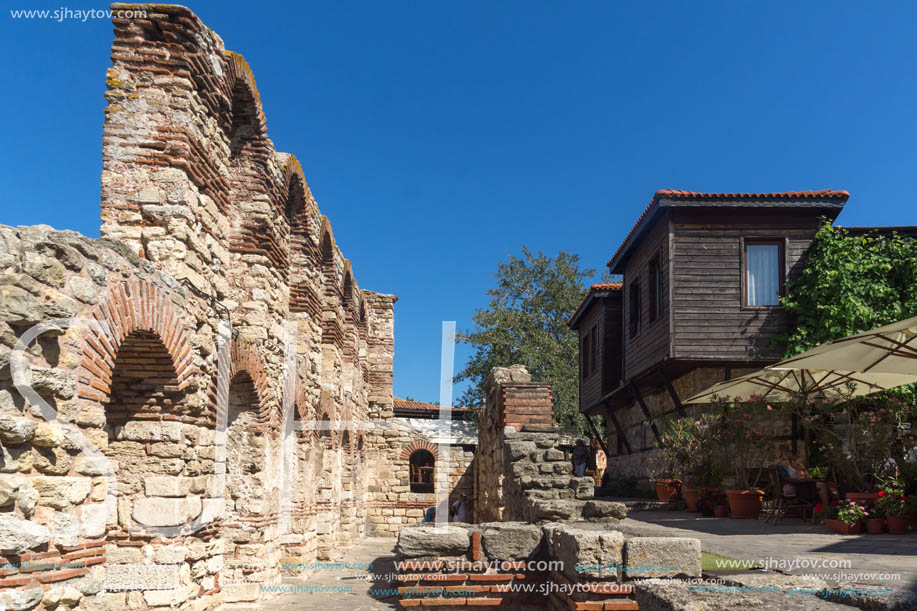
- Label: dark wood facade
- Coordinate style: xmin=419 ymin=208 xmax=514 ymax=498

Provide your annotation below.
xmin=571 ymin=190 xmax=850 ymax=420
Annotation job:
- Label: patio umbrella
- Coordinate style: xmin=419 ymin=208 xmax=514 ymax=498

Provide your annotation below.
xmin=771 ymin=315 xmax=917 ymax=376
xmin=684 ymin=367 xmax=917 ymax=405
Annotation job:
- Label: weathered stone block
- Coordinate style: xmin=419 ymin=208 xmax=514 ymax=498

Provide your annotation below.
xmin=0 ymin=513 xmax=51 ymax=553
xmin=0 ymin=586 xmax=44 ymax=611
xmin=145 ymin=476 xmax=193 ymax=497
xmin=583 ymin=500 xmax=628 ymax=521
xmin=551 ymin=523 xmax=625 ymax=580
xmin=132 ymin=496 xmax=202 ymax=527
xmin=33 ymin=476 xmax=91 ymax=509
xmin=104 ymin=564 xmax=181 ymax=592
xmin=531 ymin=499 xmax=578 ymax=521
xmin=480 ymin=522 xmax=543 ymax=562
xmin=625 ymin=537 xmax=701 ymax=578
xmin=0 ymin=414 xmax=37 ymax=444
xmin=396 ymin=524 xmax=470 ymax=558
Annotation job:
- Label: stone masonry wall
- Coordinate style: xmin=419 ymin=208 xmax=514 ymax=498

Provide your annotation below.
xmin=474 ymin=366 xmax=596 ymax=524
xmin=0 ymin=4 xmax=396 ymax=610
xmin=365 ymin=433 xmax=475 ymax=537
xmin=394 ymin=521 xmax=702 ymax=610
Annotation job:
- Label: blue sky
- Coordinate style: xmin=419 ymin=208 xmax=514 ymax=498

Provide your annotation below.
xmin=2 ymin=1 xmax=916 ymax=404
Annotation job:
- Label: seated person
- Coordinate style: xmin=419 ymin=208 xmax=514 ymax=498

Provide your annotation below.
xmin=776 ymin=445 xmax=829 ymax=506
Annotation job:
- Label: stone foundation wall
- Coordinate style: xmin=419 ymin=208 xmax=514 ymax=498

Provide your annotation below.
xmin=394 ymin=521 xmax=702 ymax=610
xmin=0 ymin=4 xmax=397 ymax=609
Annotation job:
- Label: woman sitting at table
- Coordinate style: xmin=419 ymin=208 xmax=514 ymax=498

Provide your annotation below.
xmin=777 ymin=445 xmax=829 ymax=506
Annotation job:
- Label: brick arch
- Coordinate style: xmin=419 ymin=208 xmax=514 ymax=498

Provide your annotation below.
xmin=320 ymin=217 xmax=344 ymax=346
xmin=230 ymin=338 xmax=273 ymax=428
xmin=77 ymin=279 xmax=197 ymax=409
xmin=401 ymin=439 xmax=439 ymax=461
xmin=284 ymin=156 xmax=322 ymax=318
xmin=224 ymin=51 xmax=267 ymax=161
xmin=280 ymin=155 xmax=311 ymax=223
xmin=317 ymin=390 xmax=339 ymax=447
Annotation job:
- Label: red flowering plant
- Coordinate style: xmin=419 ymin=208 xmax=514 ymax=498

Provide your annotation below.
xmin=836 ymin=500 xmax=868 ymax=525
xmin=815 ymin=499 xmax=840 ymax=520
xmin=876 ymin=476 xmax=907 ymax=517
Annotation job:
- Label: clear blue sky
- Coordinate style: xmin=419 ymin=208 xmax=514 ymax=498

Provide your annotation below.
xmin=2 ymin=2 xmax=916 ymax=404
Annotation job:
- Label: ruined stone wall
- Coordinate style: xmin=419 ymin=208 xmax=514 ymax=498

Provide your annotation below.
xmin=0 ymin=4 xmax=396 ymax=610
xmin=474 ymin=366 xmax=598 ymax=524
xmin=365 ymin=434 xmax=475 ymax=537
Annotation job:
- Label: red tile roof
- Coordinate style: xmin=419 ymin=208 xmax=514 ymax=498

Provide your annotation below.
xmin=393 ymin=398 xmax=469 ymax=413
xmin=568 ymin=283 xmax=623 ymax=328
xmin=607 ymin=189 xmax=850 ymax=270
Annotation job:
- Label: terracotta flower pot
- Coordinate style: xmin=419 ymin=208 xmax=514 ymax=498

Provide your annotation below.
xmin=886 ymin=516 xmax=909 ymax=534
xmin=714 ymin=505 xmax=729 ymax=518
xmin=865 ymin=518 xmax=885 ymax=534
xmin=904 ymin=515 xmax=917 ymax=531
xmin=825 ymin=519 xmax=862 ymax=535
xmin=655 ymin=479 xmax=682 ymax=502
xmin=726 ymin=489 xmax=764 ymax=519
xmin=683 ymin=486 xmax=701 ymax=512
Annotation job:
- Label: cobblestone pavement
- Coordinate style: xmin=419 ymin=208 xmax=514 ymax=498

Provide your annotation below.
xmin=617 ymin=511 xmax=917 ymax=595
xmin=261 ymin=538 xmax=399 ymax=611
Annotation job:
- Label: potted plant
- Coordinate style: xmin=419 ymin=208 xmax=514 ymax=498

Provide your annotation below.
xmin=864 ymin=506 xmax=885 ymax=534
xmin=659 ymin=414 xmax=723 ymax=511
xmin=815 ymin=500 xmax=839 ymax=527
xmin=904 ymin=496 xmax=917 ymax=531
xmin=698 ymin=492 xmax=728 ymax=517
xmin=829 ymin=500 xmax=866 ymax=535
xmin=876 ymin=478 xmax=909 ymax=534
xmin=648 ymin=455 xmax=682 ymax=502
xmin=651 ymin=471 xmax=682 ymax=502
xmin=715 ymin=397 xmax=772 ymax=519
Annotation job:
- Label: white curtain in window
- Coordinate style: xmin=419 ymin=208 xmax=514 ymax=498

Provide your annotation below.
xmin=746 ymin=244 xmax=779 ymax=306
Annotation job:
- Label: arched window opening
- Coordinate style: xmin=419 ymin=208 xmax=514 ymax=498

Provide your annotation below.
xmin=104 ymin=330 xmax=192 ymax=529
xmin=320 ymin=414 xmax=332 ymax=447
xmin=228 ymin=82 xmax=260 ymax=160
xmin=343 ymin=273 xmax=354 ymax=309
xmin=286 ymin=176 xmax=306 ymax=225
xmin=409 ymin=450 xmax=435 ymax=493
xmin=226 ymin=372 xmax=264 ymax=516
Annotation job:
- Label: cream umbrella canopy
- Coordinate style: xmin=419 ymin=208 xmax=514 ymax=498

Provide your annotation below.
xmin=770 ymin=315 xmax=917 ymax=376
xmin=684 ymin=367 xmax=916 ymax=405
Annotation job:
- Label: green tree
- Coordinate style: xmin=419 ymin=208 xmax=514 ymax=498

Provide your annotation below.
xmin=780 ymin=223 xmax=917 ymax=355
xmin=779 ymin=222 xmax=917 ymax=406
xmin=455 ymin=246 xmax=600 ymax=435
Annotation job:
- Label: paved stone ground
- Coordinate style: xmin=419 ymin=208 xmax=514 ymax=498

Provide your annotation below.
xmin=261 ymin=538 xmax=399 ymax=611
xmin=617 ymin=510 xmax=917 ymax=604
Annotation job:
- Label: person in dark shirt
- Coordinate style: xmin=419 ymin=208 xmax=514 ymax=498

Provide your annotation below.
xmin=573 ymin=439 xmax=589 ymax=477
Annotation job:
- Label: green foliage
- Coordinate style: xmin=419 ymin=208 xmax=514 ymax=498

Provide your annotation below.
xmin=837 ymin=499 xmax=868 ymax=525
xmin=656 ymin=414 xmax=724 ymax=488
xmin=780 ymin=222 xmax=917 ymax=359
xmin=714 ymin=397 xmax=777 ymax=490
xmin=876 ymin=476 xmax=907 ymax=517
xmin=455 ymin=246 xmax=597 ymax=435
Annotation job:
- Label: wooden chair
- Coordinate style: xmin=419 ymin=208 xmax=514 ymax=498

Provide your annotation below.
xmin=765 ymin=466 xmax=814 ymax=524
